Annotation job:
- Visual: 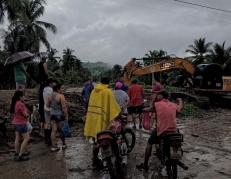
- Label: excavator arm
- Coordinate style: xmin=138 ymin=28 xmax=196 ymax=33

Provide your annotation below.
xmin=123 ymin=57 xmax=195 ymax=84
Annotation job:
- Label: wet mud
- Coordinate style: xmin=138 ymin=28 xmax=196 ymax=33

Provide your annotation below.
xmin=0 ymin=109 xmax=231 ymax=179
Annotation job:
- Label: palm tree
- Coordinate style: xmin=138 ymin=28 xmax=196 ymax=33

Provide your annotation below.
xmin=186 ymin=37 xmax=212 ymax=65
xmin=62 ymin=48 xmax=81 ymax=74
xmin=18 ymin=0 xmax=57 ymax=52
xmin=144 ymin=49 xmax=168 ymax=66
xmin=209 ymin=42 xmax=231 ymax=65
xmin=47 ymin=48 xmax=61 ymax=71
xmin=112 ymin=64 xmax=122 ymax=80
xmin=209 ymin=42 xmax=231 ymax=75
xmin=3 ymin=0 xmax=56 ymax=53
xmin=3 ymin=21 xmax=28 ymax=53
xmin=0 ymin=0 xmax=23 ymax=23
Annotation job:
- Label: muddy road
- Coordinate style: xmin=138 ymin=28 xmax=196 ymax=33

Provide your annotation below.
xmin=0 ymin=108 xmax=231 ymax=179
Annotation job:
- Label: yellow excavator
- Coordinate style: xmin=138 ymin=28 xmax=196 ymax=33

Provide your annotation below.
xmin=123 ymin=57 xmax=231 ymax=91
xmin=123 ymin=57 xmax=231 ymax=105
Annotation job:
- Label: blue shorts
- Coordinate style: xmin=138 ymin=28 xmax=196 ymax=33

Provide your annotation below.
xmin=51 ymin=115 xmax=65 ymax=122
xmin=14 ymin=124 xmax=28 ymax=134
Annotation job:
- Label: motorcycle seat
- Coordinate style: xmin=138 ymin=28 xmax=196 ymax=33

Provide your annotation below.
xmin=97 ymin=130 xmax=114 ymax=139
xmin=163 ymin=133 xmax=183 ymax=142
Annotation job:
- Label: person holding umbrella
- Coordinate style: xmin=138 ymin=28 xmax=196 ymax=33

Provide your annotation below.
xmin=14 ymin=62 xmax=27 ymax=91
xmin=5 ymin=51 xmax=34 ymax=91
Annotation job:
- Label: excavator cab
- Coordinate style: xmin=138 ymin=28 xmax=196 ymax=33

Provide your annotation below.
xmin=193 ymin=64 xmax=223 ymax=89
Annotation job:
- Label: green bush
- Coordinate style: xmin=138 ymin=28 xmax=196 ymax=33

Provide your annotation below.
xmin=178 ymin=102 xmax=202 ymax=118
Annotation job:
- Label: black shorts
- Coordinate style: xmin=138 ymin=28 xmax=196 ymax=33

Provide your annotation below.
xmin=51 ymin=115 xmax=65 ymax=123
xmin=128 ymin=105 xmax=143 ymax=114
xmin=148 ymin=129 xmax=159 ymax=145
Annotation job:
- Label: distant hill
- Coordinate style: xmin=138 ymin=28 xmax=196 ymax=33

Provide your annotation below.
xmin=82 ymin=61 xmax=112 ymax=77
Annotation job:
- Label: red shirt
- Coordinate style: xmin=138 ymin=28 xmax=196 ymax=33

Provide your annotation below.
xmin=154 ymin=99 xmax=180 ymax=136
xmin=128 ymin=84 xmax=144 ymax=106
xmin=12 ymin=101 xmax=27 ymax=125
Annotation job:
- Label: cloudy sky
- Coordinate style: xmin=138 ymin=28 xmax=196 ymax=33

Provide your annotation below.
xmin=16 ymin=0 xmax=231 ymax=65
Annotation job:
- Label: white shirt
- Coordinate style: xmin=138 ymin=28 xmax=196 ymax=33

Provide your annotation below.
xmin=113 ymin=89 xmax=129 ymax=113
xmin=43 ymin=86 xmax=53 ymax=111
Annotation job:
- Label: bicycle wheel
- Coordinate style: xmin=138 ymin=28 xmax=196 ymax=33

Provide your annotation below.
xmin=124 ymin=128 xmax=136 ymax=153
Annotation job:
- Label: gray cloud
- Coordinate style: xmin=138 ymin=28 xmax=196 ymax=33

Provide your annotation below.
xmin=3 ymin=0 xmax=231 ymax=65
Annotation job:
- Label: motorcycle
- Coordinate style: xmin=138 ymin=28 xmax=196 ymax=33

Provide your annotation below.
xmin=96 ymin=115 xmax=136 ymax=178
xmin=156 ymin=132 xmax=188 ymax=179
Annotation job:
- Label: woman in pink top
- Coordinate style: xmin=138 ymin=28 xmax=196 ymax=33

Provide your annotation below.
xmin=10 ymin=91 xmax=30 ymax=161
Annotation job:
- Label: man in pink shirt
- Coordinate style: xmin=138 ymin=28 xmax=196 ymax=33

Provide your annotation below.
xmin=128 ymin=79 xmax=144 ymax=129
xmin=137 ymin=90 xmax=183 ymax=171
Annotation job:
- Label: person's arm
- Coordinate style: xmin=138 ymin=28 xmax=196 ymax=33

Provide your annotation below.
xmin=122 ymin=94 xmax=130 ymax=108
xmin=176 ymin=98 xmax=183 ymax=112
xmin=43 ymin=62 xmax=48 ymax=75
xmin=18 ymin=103 xmax=29 ymax=119
xmin=127 ymin=88 xmax=130 ymax=97
xmin=60 ymin=94 xmax=68 ymax=120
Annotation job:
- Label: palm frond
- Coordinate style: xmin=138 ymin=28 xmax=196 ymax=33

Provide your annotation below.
xmin=32 ymin=6 xmax=44 ymax=20
xmin=36 ymin=20 xmax=57 ymax=33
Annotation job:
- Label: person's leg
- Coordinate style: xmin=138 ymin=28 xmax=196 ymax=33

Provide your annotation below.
xmin=138 ymin=105 xmax=143 ymax=129
xmin=51 ymin=120 xmax=58 ymax=147
xmin=39 ymin=109 xmax=45 ymax=137
xmin=19 ymin=132 xmax=30 ymax=157
xmin=143 ymin=143 xmax=152 ymax=167
xmin=14 ymin=131 xmax=21 ymax=154
xmin=137 ymin=130 xmax=157 ymax=171
xmin=39 ymin=85 xmax=45 ymax=136
xmin=92 ymin=142 xmax=99 ymax=167
xmin=58 ymin=121 xmax=66 ymax=147
xmin=44 ymin=111 xmax=51 ymax=145
xmin=132 ymin=112 xmax=136 ymax=129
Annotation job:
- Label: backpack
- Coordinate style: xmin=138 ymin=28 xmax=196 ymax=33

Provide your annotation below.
xmin=142 ymin=111 xmax=153 ymax=130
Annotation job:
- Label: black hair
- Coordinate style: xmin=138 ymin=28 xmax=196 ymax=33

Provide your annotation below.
xmin=53 ymin=83 xmax=62 ymax=92
xmin=101 ymin=77 xmax=110 ymax=85
xmin=10 ymin=91 xmax=24 ymax=114
xmin=41 ymin=57 xmax=47 ymax=62
xmin=158 ymin=90 xmax=169 ymax=99
xmin=46 ymin=78 xmax=55 ymax=86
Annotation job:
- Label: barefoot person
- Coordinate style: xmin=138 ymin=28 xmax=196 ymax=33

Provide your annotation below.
xmin=49 ymin=83 xmax=68 ymax=151
xmin=10 ymin=91 xmax=30 ymax=161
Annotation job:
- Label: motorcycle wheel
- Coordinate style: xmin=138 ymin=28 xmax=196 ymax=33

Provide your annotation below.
xmin=124 ymin=128 xmax=136 ymax=153
xmin=166 ymin=160 xmax=178 ymax=179
xmin=106 ymin=157 xmax=116 ymax=179
xmin=172 ymin=161 xmax=178 ymax=179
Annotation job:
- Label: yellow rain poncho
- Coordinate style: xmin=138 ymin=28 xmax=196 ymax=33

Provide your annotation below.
xmin=84 ymin=84 xmax=121 ymax=139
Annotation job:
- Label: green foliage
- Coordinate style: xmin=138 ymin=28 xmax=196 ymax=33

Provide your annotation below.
xmin=209 ymin=42 xmax=231 ymax=66
xmin=185 ymin=37 xmax=212 ymax=65
xmin=177 ymin=102 xmax=202 ymax=118
xmin=2 ymin=0 xmax=56 ymax=53
xmin=144 ymin=49 xmax=168 ymax=65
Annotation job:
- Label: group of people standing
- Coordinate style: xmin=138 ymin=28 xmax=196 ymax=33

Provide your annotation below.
xmin=10 ymin=57 xmax=69 ymax=161
xmin=10 ymin=56 xmax=182 ymax=174
xmin=83 ymin=77 xmax=183 ymax=172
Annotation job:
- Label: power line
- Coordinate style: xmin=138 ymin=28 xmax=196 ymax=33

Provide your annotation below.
xmin=173 ymin=0 xmax=231 ymax=14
